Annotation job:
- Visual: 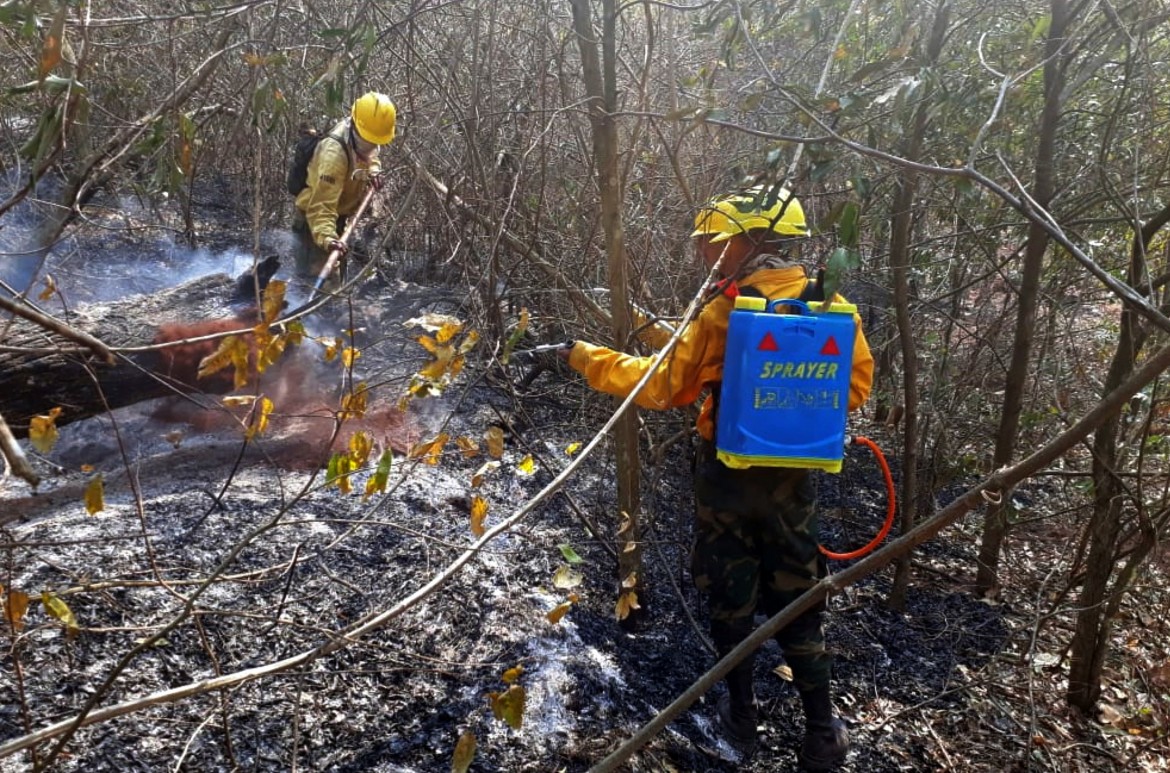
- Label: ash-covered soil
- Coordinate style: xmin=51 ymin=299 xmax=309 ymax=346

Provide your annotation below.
xmin=2 ymin=206 xmax=1165 ymax=772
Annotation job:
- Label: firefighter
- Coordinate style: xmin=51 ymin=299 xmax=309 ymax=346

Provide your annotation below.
xmin=558 ymin=186 xmax=873 ymax=769
xmin=291 ymin=91 xmax=396 ymax=286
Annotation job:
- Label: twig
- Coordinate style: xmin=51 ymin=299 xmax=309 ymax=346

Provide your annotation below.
xmin=0 ymin=412 xmax=40 ymax=488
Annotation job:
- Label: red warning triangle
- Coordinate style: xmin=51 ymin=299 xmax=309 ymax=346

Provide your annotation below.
xmin=757 ymin=331 xmax=780 ymax=351
xmin=820 ymin=336 xmax=841 ymax=356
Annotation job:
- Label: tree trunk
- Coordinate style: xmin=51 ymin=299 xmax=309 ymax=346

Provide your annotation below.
xmin=1066 ymin=203 xmax=1170 ymax=711
xmin=975 ymin=0 xmax=1068 ymax=594
xmin=887 ymin=0 xmax=949 ymax=610
xmin=570 ymin=0 xmax=645 ymax=626
xmin=0 ymin=274 xmax=245 ymax=437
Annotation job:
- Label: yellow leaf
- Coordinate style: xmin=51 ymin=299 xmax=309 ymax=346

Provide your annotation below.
xmin=485 ymin=426 xmax=505 ymax=459
xmin=621 ymin=572 xmax=638 ymax=589
xmin=38 ymin=275 xmax=56 ymax=301
xmin=341 ymin=347 xmax=361 ymax=368
xmin=79 ymin=464 xmax=94 ymax=473
xmin=568 ymin=592 xmax=580 ymax=603
xmin=471 ymin=460 xmax=500 ymax=488
xmin=408 ymin=433 xmax=449 ymax=465
xmin=348 ymin=431 xmax=374 ymax=468
xmin=455 ymin=437 xmax=480 ymax=458
xmin=28 ymin=407 xmax=63 ymax=454
xmin=222 ymin=395 xmax=257 ymax=407
xmin=41 ymin=591 xmax=79 ymax=636
xmin=616 ymin=511 xmax=633 ymax=536
xmin=198 ymin=335 xmax=250 ymax=388
xmin=84 ymin=475 xmax=104 ymax=515
xmin=257 ymin=330 xmax=289 ymax=373
xmin=340 ymin=383 xmax=369 ymax=419
xmin=417 ymin=334 xmax=439 ymax=355
xmin=4 ymin=586 xmax=30 ymax=631
xmin=39 ymin=4 xmax=66 ymax=79
xmin=451 ymin=731 xmax=477 ymax=773
xmin=488 ymin=684 xmax=526 ymax=730
xmin=773 ymin=664 xmax=794 ymax=681
xmin=516 ymin=454 xmax=536 ymax=476
xmin=614 ymin=591 xmax=641 ymax=621
xmin=552 ymin=565 xmax=583 ymax=589
xmin=565 ymin=442 xmax=582 ymax=456
xmin=623 ymin=541 xmax=638 ymax=553
xmin=419 ymin=355 xmax=453 ymax=381
xmin=436 ymin=320 xmax=463 ymax=344
xmin=244 ymin=397 xmax=273 ymax=440
xmin=323 ymin=337 xmax=342 ymax=362
xmin=470 ymin=495 xmax=488 ymax=537
xmin=547 ymin=601 xmax=573 ymax=625
xmin=501 ymin=665 xmax=524 ymax=684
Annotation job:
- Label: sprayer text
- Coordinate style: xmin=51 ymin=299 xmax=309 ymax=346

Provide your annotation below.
xmin=757 ymin=361 xmax=839 ymax=380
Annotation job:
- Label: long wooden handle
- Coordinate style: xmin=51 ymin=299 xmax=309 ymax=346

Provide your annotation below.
xmin=309 ymin=184 xmax=378 ymax=300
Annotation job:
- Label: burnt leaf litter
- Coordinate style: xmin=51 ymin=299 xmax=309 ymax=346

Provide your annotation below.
xmin=2 ymin=206 xmax=1166 ymax=773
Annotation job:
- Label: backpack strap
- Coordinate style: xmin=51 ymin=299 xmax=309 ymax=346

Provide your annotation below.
xmin=799 ymin=268 xmax=826 ymax=303
xmin=323 ymin=126 xmax=351 ymax=171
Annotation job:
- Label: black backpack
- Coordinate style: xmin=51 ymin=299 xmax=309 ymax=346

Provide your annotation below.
xmin=286 ymin=126 xmax=342 ymax=196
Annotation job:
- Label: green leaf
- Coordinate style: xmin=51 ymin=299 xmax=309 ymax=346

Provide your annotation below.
xmin=558 ymin=544 xmax=584 ymax=564
xmin=1030 ymin=14 xmax=1051 ymax=41
xmin=823 ymin=247 xmax=861 ymax=303
xmin=809 ymin=158 xmax=836 ymax=183
xmin=839 ymin=202 xmax=860 ymax=248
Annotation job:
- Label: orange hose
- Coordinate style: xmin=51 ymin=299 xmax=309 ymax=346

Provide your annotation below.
xmin=819 ymin=435 xmax=896 ymax=560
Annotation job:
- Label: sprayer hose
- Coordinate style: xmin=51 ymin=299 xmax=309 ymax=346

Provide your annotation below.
xmin=818 ymin=435 xmax=897 ymax=561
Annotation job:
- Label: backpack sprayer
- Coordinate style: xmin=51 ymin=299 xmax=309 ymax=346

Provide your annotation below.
xmin=717 ymin=295 xmax=896 ymax=560
xmin=509 ymin=296 xmax=895 ymax=559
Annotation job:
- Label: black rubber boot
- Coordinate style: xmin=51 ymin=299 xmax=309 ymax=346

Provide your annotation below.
xmin=798 ymin=684 xmax=849 ymax=770
xmin=716 ymin=654 xmax=758 ymax=752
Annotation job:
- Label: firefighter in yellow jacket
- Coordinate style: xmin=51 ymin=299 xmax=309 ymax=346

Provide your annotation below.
xmin=559 ymin=186 xmax=873 ymax=769
xmin=291 ymin=91 xmax=396 ymax=284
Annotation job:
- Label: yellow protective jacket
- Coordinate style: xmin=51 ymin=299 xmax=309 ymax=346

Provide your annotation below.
xmin=294 ymin=119 xmax=381 ymax=250
xmin=567 ymin=265 xmax=874 ymax=441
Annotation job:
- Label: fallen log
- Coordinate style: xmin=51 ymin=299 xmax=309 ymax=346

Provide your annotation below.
xmin=0 ymin=259 xmax=279 ymax=438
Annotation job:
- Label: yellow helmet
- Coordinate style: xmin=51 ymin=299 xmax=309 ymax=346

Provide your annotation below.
xmin=691 ymin=185 xmax=809 ymax=243
xmin=351 ymin=92 xmax=397 ymax=145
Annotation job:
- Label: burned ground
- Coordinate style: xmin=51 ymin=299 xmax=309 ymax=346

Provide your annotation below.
xmin=1 ymin=206 xmax=1166 ymax=773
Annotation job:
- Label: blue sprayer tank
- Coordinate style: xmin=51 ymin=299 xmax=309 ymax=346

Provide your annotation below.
xmin=716 ymin=296 xmax=856 ymax=473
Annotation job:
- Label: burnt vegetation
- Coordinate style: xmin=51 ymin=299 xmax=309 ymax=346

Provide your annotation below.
xmin=2 ymin=1 xmax=1170 ymax=772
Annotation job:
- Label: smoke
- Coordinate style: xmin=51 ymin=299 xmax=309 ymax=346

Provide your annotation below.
xmin=0 ymin=184 xmax=295 ymax=305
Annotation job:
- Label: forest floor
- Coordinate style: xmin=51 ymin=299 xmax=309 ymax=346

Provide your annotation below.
xmin=1 ymin=191 xmax=1168 ymax=772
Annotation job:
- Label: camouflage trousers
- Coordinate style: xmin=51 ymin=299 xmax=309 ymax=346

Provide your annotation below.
xmin=691 ymin=440 xmax=832 ymax=692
